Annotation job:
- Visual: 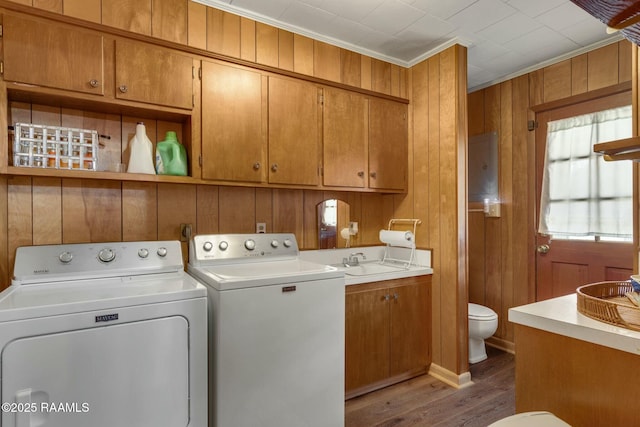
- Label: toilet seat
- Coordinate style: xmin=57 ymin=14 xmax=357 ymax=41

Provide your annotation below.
xmin=469 ymin=303 xmax=498 ymax=321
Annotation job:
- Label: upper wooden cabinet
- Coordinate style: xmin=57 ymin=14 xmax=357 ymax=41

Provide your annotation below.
xmin=115 ymin=39 xmax=194 ymax=109
xmin=2 ymin=14 xmax=104 ymax=96
xmin=201 ymin=60 xmax=267 ymax=182
xmin=323 ymin=88 xmax=368 ymax=188
xmin=369 ymin=98 xmax=408 ymax=191
xmin=268 ymin=76 xmax=321 ymax=186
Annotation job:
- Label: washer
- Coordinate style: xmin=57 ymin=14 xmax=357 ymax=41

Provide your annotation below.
xmin=0 ymin=240 xmax=207 ymax=427
xmin=188 ymin=233 xmax=345 ymax=427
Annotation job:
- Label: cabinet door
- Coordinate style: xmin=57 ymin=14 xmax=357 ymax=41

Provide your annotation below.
xmin=389 ymin=280 xmax=430 ymax=377
xmin=369 ymin=98 xmax=408 ymax=191
xmin=3 ymin=14 xmax=104 ymax=95
xmin=345 ymin=287 xmax=390 ymax=393
xmin=201 ymin=61 xmax=266 ymax=182
xmin=268 ymin=76 xmax=320 ymax=185
xmin=323 ymin=88 xmax=368 ymax=188
xmin=115 ymin=39 xmax=193 ymax=109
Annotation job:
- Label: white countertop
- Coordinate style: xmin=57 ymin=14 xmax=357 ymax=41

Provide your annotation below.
xmin=509 ymin=293 xmax=640 ymax=355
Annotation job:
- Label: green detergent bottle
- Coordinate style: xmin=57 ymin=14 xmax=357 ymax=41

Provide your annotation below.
xmin=155 ymin=131 xmax=188 ymax=176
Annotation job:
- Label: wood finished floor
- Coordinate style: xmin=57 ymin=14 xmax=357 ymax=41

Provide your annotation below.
xmin=345 ymin=347 xmax=515 ymax=427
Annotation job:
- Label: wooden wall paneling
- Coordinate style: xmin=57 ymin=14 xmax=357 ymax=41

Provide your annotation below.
xmin=152 ymin=0 xmax=188 ymax=44
xmin=529 ymin=69 xmax=545 ymax=107
xmin=303 ymin=190 xmax=324 ymax=249
xmin=0 ymin=80 xmax=6 ymax=173
xmin=360 ymin=193 xmax=385 ymax=246
xmin=122 ymin=182 xmax=157 ymax=241
xmin=390 ymin=65 xmax=401 ymax=98
xmin=62 ymin=179 xmax=122 ymax=243
xmin=543 ymin=60 xmax=572 ymax=103
xmin=256 ymin=22 xmax=279 ymax=67
xmin=571 ymin=54 xmax=588 ymax=95
xmin=82 ymin=112 xmax=122 ymax=173
xmin=293 ymin=34 xmax=314 ymax=76
xmin=278 ymin=29 xmax=294 ymax=71
xmin=157 ymin=183 xmax=196 ymax=262
xmin=411 ymin=62 xmax=430 ymax=248
xmin=187 ymin=0 xmax=207 ymax=49
xmin=313 ymin=41 xmax=341 ymax=83
xmin=510 ymin=74 xmax=533 ymax=343
xmin=190 ymin=58 xmax=201 ymax=179
xmin=340 ymin=49 xmax=361 ymax=88
xmin=8 ymin=0 xmax=31 ymax=5
xmin=7 ymin=177 xmax=32 ymax=280
xmin=255 ymin=188 xmax=273 ymax=233
xmin=156 ymin=120 xmax=183 ymax=147
xmin=122 ymin=117 xmax=157 ymax=171
xmin=196 ymin=185 xmax=219 ymax=234
xmin=399 ymin=68 xmax=408 ymax=99
xmin=33 ymin=0 xmax=61 ymax=13
xmin=468 ymin=212 xmax=485 ymax=304
xmin=218 ymin=186 xmax=255 ymax=233
xmin=587 ymin=43 xmax=619 ymax=91
xmin=32 ymin=104 xmax=61 ymax=127
xmin=427 ymin=55 xmax=442 ymax=367
xmin=0 ymin=177 xmax=8 ymax=288
xmin=64 ymin=0 xmax=101 ymax=22
xmin=372 ymin=59 xmax=391 ymax=95
xmin=619 ymin=40 xmax=633 ymax=83
xmin=467 ymin=90 xmax=484 ymax=136
xmin=498 ymin=80 xmax=514 ymax=339
xmin=240 ymin=17 xmax=256 ymax=62
xmin=207 ymin=8 xmax=240 ymax=58
xmin=344 ymin=192 xmax=362 ymax=247
xmin=102 ymin=0 xmax=152 ymax=36
xmin=272 ymin=189 xmax=304 ymax=241
xmin=32 ymin=177 xmax=62 ymax=245
xmin=361 ymin=56 xmax=372 ymax=90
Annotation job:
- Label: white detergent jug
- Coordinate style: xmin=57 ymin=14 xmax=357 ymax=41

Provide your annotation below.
xmin=127 ymin=122 xmax=156 ymax=174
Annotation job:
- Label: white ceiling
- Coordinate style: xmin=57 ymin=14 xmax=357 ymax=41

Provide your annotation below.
xmin=194 ymin=0 xmax=622 ymax=92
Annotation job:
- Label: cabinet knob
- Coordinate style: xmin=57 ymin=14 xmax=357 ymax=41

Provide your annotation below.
xmin=271 ymin=163 xmax=278 ymax=172
xmin=393 ymin=293 xmax=398 ymax=301
xmin=357 ymin=171 xmax=364 ymax=177
xmin=118 ymin=85 xmax=128 ymax=93
xmin=253 ymin=162 xmax=261 ymax=170
xmin=89 ymin=79 xmax=100 ymax=88
xmin=370 ymin=172 xmax=377 ymax=179
xmin=383 ymin=294 xmax=390 ymax=302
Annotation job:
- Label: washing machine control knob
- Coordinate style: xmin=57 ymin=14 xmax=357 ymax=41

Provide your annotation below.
xmin=244 ymin=239 xmax=256 ymax=251
xmin=98 ymin=248 xmax=116 ymax=263
xmin=219 ymin=241 xmax=229 ymax=251
xmin=138 ymin=248 xmax=149 ymax=258
xmin=59 ymin=251 xmax=73 ymax=264
xmin=203 ymin=241 xmax=213 ymax=252
xmin=157 ymin=247 xmax=168 ymax=257
xmin=271 ymin=240 xmax=279 ymax=248
xmin=283 ymin=239 xmax=292 ymax=248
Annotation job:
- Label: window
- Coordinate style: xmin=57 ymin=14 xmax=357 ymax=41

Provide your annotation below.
xmin=538 ymin=105 xmax=632 ymax=241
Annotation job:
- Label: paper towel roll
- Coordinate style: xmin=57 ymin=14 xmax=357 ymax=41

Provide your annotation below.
xmin=379 ymin=230 xmax=415 ymax=248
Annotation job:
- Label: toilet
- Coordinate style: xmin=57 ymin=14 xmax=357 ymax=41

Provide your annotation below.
xmin=488 ymin=411 xmax=571 ymax=426
xmin=468 ymin=303 xmax=498 ymax=364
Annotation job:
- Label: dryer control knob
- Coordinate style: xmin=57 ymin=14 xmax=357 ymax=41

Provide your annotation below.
xmin=138 ymin=248 xmax=149 ymax=258
xmin=271 ymin=240 xmax=279 ymax=248
xmin=59 ymin=251 xmax=73 ymax=264
xmin=244 ymin=239 xmax=256 ymax=251
xmin=157 ymin=247 xmax=168 ymax=257
xmin=283 ymin=239 xmax=292 ymax=248
xmin=203 ymin=241 xmax=213 ymax=252
xmin=98 ymin=248 xmax=116 ymax=263
xmin=219 ymin=241 xmax=229 ymax=251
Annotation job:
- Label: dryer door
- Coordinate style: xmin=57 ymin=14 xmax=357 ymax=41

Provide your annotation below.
xmin=1 ymin=316 xmax=189 ymax=427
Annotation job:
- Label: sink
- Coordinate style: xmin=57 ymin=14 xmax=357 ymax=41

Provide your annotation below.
xmin=338 ymin=262 xmax=406 ymax=276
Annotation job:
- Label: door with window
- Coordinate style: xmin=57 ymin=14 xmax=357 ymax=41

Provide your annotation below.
xmin=535 ymin=91 xmax=634 ymax=300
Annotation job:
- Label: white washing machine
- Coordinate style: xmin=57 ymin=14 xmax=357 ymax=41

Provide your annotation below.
xmin=188 ymin=233 xmax=345 ymax=427
xmin=0 ymin=240 xmax=207 ymax=427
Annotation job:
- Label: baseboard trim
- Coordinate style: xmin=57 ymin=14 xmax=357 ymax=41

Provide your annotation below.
xmin=487 ymin=336 xmax=515 ymax=354
xmin=428 ymin=363 xmax=473 ymax=389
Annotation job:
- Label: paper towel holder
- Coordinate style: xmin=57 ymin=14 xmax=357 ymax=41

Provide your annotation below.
xmin=381 ymin=218 xmax=421 ymax=268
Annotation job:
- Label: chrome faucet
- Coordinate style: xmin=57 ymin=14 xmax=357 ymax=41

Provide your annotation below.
xmin=343 ymin=252 xmax=366 ymax=267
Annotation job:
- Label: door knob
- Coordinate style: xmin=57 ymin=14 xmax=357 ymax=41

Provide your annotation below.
xmin=537 ymin=244 xmax=550 ymax=254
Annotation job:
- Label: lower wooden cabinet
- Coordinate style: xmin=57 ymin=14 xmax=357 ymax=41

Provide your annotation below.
xmin=345 ymin=275 xmax=431 ymax=399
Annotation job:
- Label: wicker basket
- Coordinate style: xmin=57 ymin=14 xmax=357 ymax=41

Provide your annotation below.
xmin=576 ymin=281 xmax=640 ymax=332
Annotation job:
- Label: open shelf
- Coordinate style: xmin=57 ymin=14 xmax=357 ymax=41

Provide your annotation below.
xmin=593 ymin=136 xmax=640 ymax=161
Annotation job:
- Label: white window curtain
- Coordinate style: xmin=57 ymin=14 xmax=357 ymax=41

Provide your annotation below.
xmin=538 ymin=105 xmax=633 ymax=239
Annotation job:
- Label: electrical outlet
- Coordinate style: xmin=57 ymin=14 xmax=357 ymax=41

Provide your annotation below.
xmin=256 ymin=223 xmax=266 ymax=233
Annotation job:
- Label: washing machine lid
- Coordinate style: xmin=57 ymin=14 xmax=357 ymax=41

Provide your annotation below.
xmin=0 ymin=272 xmax=206 ymax=323
xmin=469 ymin=303 xmax=498 ymax=320
xmin=188 ymin=259 xmax=343 ymax=290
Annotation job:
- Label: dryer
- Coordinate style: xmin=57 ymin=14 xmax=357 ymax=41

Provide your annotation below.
xmin=0 ymin=240 xmax=207 ymax=427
